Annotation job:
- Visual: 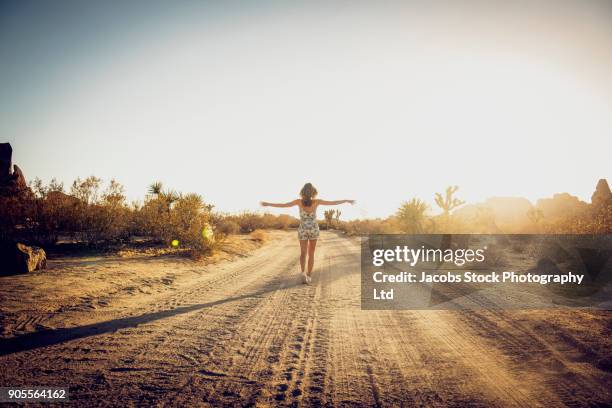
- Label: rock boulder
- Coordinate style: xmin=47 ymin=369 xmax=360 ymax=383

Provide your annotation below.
xmin=591 ymin=179 xmax=612 ymax=209
xmin=0 ymin=142 xmax=11 ymax=179
xmin=0 ymin=242 xmax=47 ymax=275
xmin=0 ymin=142 xmax=29 ymax=197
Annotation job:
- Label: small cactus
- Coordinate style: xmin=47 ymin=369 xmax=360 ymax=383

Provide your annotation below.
xmin=324 ymin=209 xmax=335 ymax=229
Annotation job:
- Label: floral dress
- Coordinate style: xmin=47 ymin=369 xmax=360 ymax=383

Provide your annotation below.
xmin=298 ymin=207 xmax=320 ymax=240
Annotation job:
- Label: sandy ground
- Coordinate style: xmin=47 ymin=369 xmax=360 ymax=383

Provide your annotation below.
xmin=0 ymin=230 xmax=611 ymax=407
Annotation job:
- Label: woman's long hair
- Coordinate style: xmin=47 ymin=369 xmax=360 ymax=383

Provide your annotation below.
xmin=300 ymin=183 xmax=318 ymax=207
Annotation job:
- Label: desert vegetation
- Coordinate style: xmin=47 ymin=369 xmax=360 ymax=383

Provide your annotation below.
xmin=322 ymin=209 xmax=342 ymax=230
xmin=1 ymin=175 xmax=610 ymax=260
xmin=0 ymin=177 xmax=298 ymax=258
xmin=337 ymin=182 xmax=612 ymax=236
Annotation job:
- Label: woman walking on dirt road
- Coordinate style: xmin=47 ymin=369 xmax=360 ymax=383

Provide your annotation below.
xmin=261 ymin=183 xmax=354 ymax=284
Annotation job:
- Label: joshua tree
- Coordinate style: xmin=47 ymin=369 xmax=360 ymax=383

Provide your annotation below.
xmin=161 ymin=189 xmax=179 ymax=206
xmin=334 ymin=209 xmax=342 ymax=224
xmin=434 ymin=186 xmax=465 ymax=232
xmin=435 ymin=186 xmax=465 ymax=216
xmin=148 ymin=182 xmax=178 ymax=212
xmin=148 ymin=181 xmax=163 ymax=197
xmin=396 ymin=198 xmax=429 ymax=233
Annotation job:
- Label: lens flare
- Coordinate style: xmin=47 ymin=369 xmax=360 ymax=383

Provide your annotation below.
xmin=202 ymin=225 xmax=213 ymax=239
xmin=171 ymin=239 xmax=180 ymax=247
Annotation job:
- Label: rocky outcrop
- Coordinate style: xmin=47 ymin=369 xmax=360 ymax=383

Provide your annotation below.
xmin=46 ymin=190 xmax=81 ymax=206
xmin=12 ymin=164 xmax=27 ymax=191
xmin=0 ymin=143 xmax=11 ymax=177
xmin=0 ymin=143 xmax=28 ymax=197
xmin=0 ymin=242 xmax=47 ymax=275
xmin=454 ymin=197 xmax=533 ymax=228
xmin=591 ymin=179 xmax=612 ymax=209
xmin=16 ymin=243 xmax=47 ymax=273
xmin=0 ymin=144 xmax=48 ymax=273
xmin=536 ymin=193 xmax=588 ymax=220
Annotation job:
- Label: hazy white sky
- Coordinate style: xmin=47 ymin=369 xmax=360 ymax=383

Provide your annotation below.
xmin=1 ymin=1 xmax=611 ymax=219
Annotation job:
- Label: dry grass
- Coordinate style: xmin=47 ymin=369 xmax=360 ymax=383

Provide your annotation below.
xmin=223 ymin=212 xmax=299 ymax=233
xmin=250 ymin=229 xmax=268 ymax=243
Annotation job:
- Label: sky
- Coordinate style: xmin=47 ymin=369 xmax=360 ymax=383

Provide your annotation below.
xmin=1 ymin=0 xmax=611 ymax=219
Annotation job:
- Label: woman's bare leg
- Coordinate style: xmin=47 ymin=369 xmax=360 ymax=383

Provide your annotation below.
xmin=307 ymin=239 xmax=317 ymax=276
xmin=299 ymin=240 xmax=308 ymax=273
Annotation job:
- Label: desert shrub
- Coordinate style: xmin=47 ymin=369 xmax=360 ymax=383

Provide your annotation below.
xmin=135 ymin=187 xmax=218 ymax=254
xmin=67 ymin=178 xmax=132 ymax=245
xmin=338 ymin=218 xmax=397 ymax=236
xmin=169 ymin=194 xmax=211 ymax=244
xmin=5 ymin=177 xmax=133 ymax=246
xmin=33 ymin=192 xmax=80 ymax=243
xmin=263 ymin=213 xmax=297 ymax=229
xmin=544 ymin=203 xmax=611 ymax=234
xmin=250 ymin=229 xmax=268 ymax=242
xmin=233 ymin=212 xmax=265 ymax=233
xmin=430 ymin=214 xmax=481 ymax=234
xmin=279 ymin=214 xmax=300 ymax=229
xmin=396 ymin=198 xmax=429 ymax=233
xmin=261 ymin=213 xmax=284 ymax=229
xmin=134 ymin=197 xmax=172 ymax=240
xmin=451 ymin=205 xmax=501 ymax=234
xmin=0 ymin=194 xmax=34 ymax=242
xmin=214 ymin=218 xmax=240 ymax=235
xmin=226 ymin=212 xmax=298 ymax=233
xmin=591 ymin=203 xmax=612 ymax=233
xmin=6 ymin=178 xmax=223 ymax=253
xmin=323 ymin=209 xmax=342 ymax=230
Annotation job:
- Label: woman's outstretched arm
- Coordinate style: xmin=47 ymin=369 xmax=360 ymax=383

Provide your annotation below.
xmin=317 ymin=199 xmax=355 ymax=206
xmin=260 ymin=199 xmax=300 ymax=208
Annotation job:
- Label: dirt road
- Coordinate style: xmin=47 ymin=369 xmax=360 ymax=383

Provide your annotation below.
xmin=1 ymin=231 xmax=610 ymax=406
